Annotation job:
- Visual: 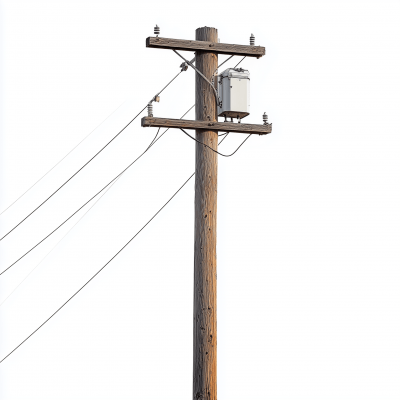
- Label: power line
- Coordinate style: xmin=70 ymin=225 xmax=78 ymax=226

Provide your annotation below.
xmin=0 ymin=105 xmax=145 ymax=241
xmin=0 ymin=71 xmax=183 ymax=242
xmin=0 ymin=173 xmax=122 ymax=308
xmin=218 ymin=132 xmax=230 ymax=145
xmin=0 ymin=101 xmax=127 ymax=217
xmin=150 ymin=71 xmax=182 ymax=103
xmin=0 ymin=131 xmax=233 ymax=364
xmin=0 ymin=106 xmax=195 ymax=276
xmin=180 ymin=128 xmax=252 ymax=157
xmin=0 ymin=173 xmax=193 ymax=364
xmin=0 ymin=128 xmax=160 ymax=277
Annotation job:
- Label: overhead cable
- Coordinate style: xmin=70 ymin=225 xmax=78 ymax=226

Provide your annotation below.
xmin=0 ymin=101 xmax=127 ymax=217
xmin=0 ymin=132 xmax=236 ymax=364
xmin=0 ymin=104 xmax=146 ymax=241
xmin=0 ymin=173 xmax=122 ymax=308
xmin=180 ymin=128 xmax=251 ymax=157
xmin=0 ymin=173 xmax=194 ymax=364
xmin=147 ymin=70 xmax=181 ymax=104
xmin=0 ymin=106 xmax=195 ymax=276
xmin=0 ymin=71 xmax=183 ymax=242
xmin=0 ymin=128 xmax=160 ymax=277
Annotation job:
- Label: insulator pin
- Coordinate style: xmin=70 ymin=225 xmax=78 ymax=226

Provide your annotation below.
xmin=154 ymin=25 xmax=160 ymax=36
xmin=148 ymin=103 xmax=153 ymax=117
xmin=263 ymin=112 xmax=268 ymax=125
xmin=250 ymin=34 xmax=255 ymax=46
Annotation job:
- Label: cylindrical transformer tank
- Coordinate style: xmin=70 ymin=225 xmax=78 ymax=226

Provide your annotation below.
xmin=218 ymin=68 xmax=250 ymax=120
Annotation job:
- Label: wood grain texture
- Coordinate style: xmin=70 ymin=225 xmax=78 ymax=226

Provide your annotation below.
xmin=141 ymin=117 xmax=272 ymax=135
xmin=193 ymin=27 xmax=218 ymax=400
xmin=146 ymin=36 xmax=265 ymax=58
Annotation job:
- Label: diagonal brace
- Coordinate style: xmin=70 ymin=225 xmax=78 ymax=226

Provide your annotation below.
xmin=172 ymin=50 xmax=221 ymax=107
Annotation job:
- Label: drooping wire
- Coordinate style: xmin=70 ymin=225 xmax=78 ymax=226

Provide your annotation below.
xmin=180 ymin=128 xmax=252 ymax=157
xmin=0 ymin=131 xmax=233 ymax=364
xmin=0 ymin=128 xmax=160 ymax=277
xmin=0 ymin=173 xmax=122 ymax=308
xmin=0 ymin=173 xmax=193 ymax=364
xmin=0 ymin=71 xmax=183 ymax=242
xmin=0 ymin=101 xmax=127 ymax=217
xmin=218 ymin=132 xmax=230 ymax=145
xmin=0 ymin=106 xmax=195 ymax=276
xmin=0 ymin=105 xmax=144 ymax=241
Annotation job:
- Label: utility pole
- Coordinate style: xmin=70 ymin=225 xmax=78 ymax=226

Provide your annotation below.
xmin=142 ymin=26 xmax=270 ymax=400
xmin=193 ymin=26 xmax=218 ymax=400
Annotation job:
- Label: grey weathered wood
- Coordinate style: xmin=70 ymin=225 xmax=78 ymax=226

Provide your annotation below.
xmin=193 ymin=26 xmax=218 ymax=400
xmin=146 ymin=36 xmax=265 ymax=58
xmin=141 ymin=117 xmax=272 ymax=135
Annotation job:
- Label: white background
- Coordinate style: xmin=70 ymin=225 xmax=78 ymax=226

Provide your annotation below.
xmin=1 ymin=1 xmax=399 ymax=399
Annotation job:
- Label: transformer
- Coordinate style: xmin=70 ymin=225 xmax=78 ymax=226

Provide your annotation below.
xmin=218 ymin=68 xmax=250 ymax=121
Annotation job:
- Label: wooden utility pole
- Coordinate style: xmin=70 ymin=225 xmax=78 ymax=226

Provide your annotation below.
xmin=193 ymin=26 xmax=218 ymax=400
xmin=143 ymin=26 xmax=270 ymax=400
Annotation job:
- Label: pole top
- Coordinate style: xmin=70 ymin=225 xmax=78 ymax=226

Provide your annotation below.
xmin=196 ymin=27 xmax=218 ymax=42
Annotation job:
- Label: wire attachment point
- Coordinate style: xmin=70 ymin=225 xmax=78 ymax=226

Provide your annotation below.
xmin=180 ymin=62 xmax=189 ymax=72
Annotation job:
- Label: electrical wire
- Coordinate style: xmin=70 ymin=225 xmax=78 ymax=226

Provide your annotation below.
xmin=148 ymin=70 xmax=181 ymax=104
xmin=0 ymin=173 xmax=122 ymax=308
xmin=0 ymin=101 xmax=127 ymax=217
xmin=0 ymin=173 xmax=193 ymax=364
xmin=0 ymin=71 xmax=183 ymax=242
xmin=0 ymin=106 xmax=195 ymax=277
xmin=180 ymin=128 xmax=252 ymax=157
xmin=0 ymin=128 xmax=160 ymax=277
xmin=0 ymin=131 xmax=233 ymax=364
xmin=0 ymin=106 xmax=144 ymax=241
xmin=218 ymin=132 xmax=230 ymax=145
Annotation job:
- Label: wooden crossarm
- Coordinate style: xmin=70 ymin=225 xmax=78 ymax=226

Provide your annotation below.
xmin=146 ymin=37 xmax=265 ymax=58
xmin=141 ymin=117 xmax=272 ymax=135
